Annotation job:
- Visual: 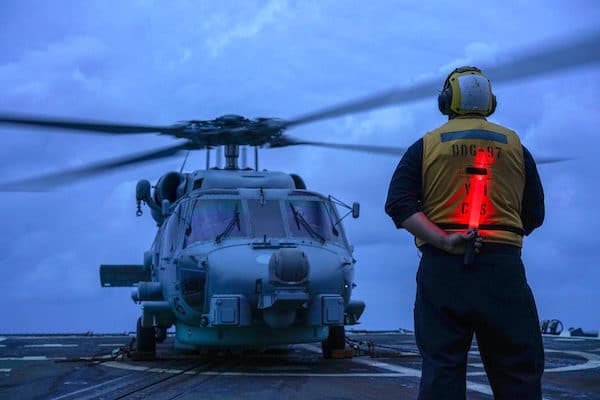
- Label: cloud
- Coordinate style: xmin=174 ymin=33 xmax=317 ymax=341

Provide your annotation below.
xmin=1 ymin=1 xmax=599 ymax=335
xmin=203 ymin=0 xmax=291 ymax=58
xmin=0 ymin=36 xmax=109 ymax=103
xmin=438 ymin=41 xmax=500 ymax=74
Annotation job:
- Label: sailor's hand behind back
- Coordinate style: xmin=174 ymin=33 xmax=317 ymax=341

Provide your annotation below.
xmin=443 ymin=230 xmax=482 ymax=255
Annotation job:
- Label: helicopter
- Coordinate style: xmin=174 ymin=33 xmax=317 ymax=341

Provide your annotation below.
xmin=0 ymin=31 xmax=598 ymax=359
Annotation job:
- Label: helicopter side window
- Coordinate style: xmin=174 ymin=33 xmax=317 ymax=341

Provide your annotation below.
xmin=286 ymin=200 xmax=333 ymax=242
xmin=247 ymin=200 xmax=286 ymax=238
xmin=185 ymin=199 xmax=247 ymax=246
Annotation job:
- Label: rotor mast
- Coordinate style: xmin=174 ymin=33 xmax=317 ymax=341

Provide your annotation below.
xmin=224 ymin=144 xmax=239 ymax=170
xmin=211 ymin=145 xmax=258 ymax=171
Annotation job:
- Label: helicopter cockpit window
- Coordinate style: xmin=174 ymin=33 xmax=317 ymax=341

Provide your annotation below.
xmin=247 ymin=200 xmax=286 ymax=238
xmin=286 ymin=200 xmax=339 ymax=243
xmin=185 ymin=199 xmax=247 ymax=245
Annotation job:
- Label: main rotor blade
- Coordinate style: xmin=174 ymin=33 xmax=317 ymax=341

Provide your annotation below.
xmin=275 ymin=136 xmax=570 ymax=162
xmin=0 ymin=113 xmax=174 ymax=134
xmin=0 ymin=142 xmax=189 ymax=191
xmin=270 ymin=136 xmax=406 ymax=155
xmin=534 ymin=156 xmax=573 ymax=165
xmin=285 ymin=81 xmax=438 ymax=128
xmin=299 ymin=141 xmax=407 ymax=155
xmin=286 ymin=30 xmax=600 ymax=128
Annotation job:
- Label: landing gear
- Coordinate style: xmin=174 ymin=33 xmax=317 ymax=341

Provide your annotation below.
xmin=321 ymin=325 xmax=345 ymax=358
xmin=155 ymin=326 xmax=167 ymax=343
xmin=134 ymin=317 xmax=156 ymax=359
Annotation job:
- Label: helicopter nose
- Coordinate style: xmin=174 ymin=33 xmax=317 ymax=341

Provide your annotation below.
xmin=268 ymin=248 xmax=310 ymax=285
xmin=258 ymin=249 xmax=311 ymax=329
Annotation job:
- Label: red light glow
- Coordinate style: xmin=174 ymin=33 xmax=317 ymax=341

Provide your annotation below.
xmin=467 ymin=149 xmax=490 ymax=229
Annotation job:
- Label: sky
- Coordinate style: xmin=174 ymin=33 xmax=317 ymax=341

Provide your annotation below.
xmin=0 ymin=0 xmax=599 ymax=334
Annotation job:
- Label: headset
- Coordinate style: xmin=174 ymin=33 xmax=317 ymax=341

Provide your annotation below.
xmin=438 ymin=66 xmax=497 ymax=116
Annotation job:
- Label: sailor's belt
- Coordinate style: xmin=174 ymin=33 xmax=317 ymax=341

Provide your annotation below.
xmin=437 ymin=223 xmax=525 ymax=236
xmin=419 ymin=243 xmax=521 ymax=256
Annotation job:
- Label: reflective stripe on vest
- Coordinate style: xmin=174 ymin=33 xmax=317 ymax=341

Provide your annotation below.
xmin=419 ymin=118 xmax=526 ymax=247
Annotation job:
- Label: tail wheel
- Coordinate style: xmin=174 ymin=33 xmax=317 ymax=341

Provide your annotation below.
xmin=136 ymin=317 xmax=156 ymax=353
xmin=321 ymin=325 xmax=345 ymax=358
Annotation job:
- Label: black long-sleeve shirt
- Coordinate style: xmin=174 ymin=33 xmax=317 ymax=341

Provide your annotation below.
xmin=385 ymin=138 xmax=544 ymax=235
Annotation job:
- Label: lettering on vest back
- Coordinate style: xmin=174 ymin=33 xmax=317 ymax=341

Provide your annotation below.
xmin=419 ymin=121 xmax=526 ymax=247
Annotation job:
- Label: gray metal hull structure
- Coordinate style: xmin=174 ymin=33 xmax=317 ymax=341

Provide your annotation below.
xmin=1 ymin=332 xmax=599 ymax=400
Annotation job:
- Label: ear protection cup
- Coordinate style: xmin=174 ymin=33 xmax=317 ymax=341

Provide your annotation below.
xmin=437 ymin=82 xmax=453 ymax=115
xmin=488 ymin=93 xmax=497 ymax=116
xmin=438 ymin=67 xmax=466 ymax=116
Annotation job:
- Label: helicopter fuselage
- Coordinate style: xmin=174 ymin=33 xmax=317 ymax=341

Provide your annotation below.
xmin=102 ymin=169 xmax=365 ymax=350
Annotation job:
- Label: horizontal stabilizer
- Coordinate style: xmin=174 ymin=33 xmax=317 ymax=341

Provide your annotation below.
xmin=100 ymin=264 xmax=150 ymax=287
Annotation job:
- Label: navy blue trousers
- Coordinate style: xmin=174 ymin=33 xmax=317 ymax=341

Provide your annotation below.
xmin=415 ymin=244 xmax=544 ymax=400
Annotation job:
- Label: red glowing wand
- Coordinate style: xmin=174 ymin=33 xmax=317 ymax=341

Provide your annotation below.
xmin=464 ymin=150 xmax=489 ymax=265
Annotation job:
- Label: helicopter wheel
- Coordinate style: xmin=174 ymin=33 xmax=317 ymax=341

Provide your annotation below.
xmin=136 ymin=317 xmax=156 ymax=354
xmin=321 ymin=325 xmax=345 ymax=359
xmin=155 ymin=326 xmax=167 ymax=343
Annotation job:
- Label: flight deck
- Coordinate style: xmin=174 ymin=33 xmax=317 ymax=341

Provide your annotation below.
xmin=0 ymin=331 xmax=599 ymax=400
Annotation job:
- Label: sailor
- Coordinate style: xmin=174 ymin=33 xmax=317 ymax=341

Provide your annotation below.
xmin=385 ymin=66 xmax=545 ymax=400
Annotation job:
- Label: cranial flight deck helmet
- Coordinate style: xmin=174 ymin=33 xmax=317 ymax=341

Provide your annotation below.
xmin=437 ymin=66 xmax=497 ymax=117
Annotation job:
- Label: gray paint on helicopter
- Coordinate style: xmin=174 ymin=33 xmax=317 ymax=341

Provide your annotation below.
xmin=0 ymin=1 xmax=599 ymax=334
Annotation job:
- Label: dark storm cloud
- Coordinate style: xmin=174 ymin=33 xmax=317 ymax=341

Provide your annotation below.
xmin=1 ymin=1 xmax=599 ymax=333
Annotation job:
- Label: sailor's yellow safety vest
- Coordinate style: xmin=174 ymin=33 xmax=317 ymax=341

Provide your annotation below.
xmin=419 ymin=116 xmax=525 ymax=247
